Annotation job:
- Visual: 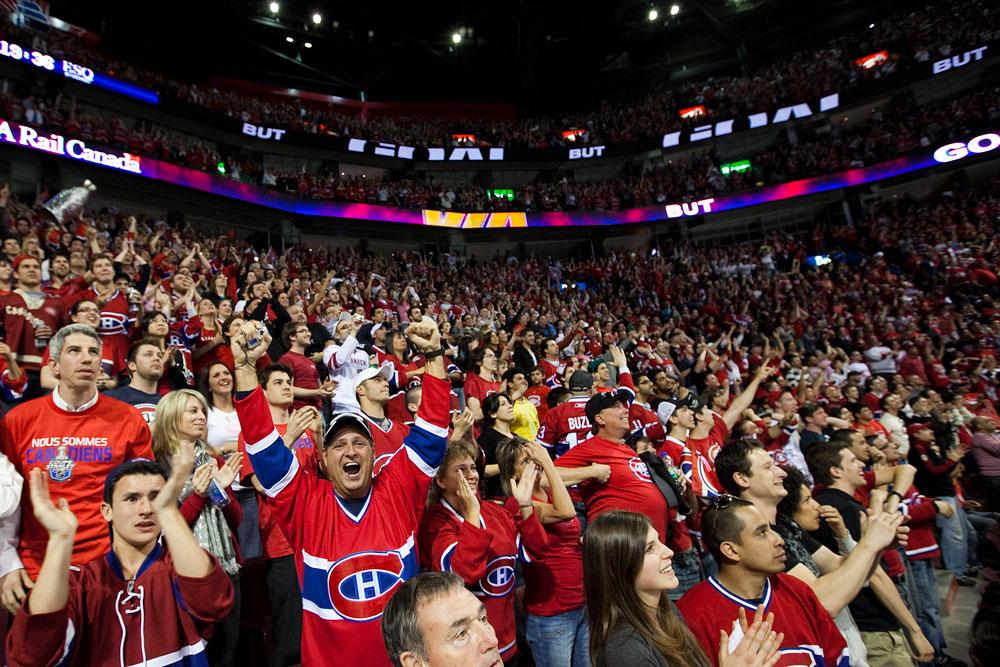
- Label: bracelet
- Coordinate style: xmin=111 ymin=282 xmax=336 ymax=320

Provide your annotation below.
xmin=518 ymin=503 xmax=534 ymax=509
xmin=887 ymin=491 xmax=902 ymax=501
xmin=424 ymin=348 xmax=447 ymax=359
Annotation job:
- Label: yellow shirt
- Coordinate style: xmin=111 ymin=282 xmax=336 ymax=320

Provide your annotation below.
xmin=511 ymin=397 xmax=540 ymax=441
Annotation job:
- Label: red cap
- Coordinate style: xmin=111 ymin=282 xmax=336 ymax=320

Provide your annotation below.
xmin=11 ymin=254 xmax=36 ymax=271
xmin=907 ymin=422 xmax=932 ymax=437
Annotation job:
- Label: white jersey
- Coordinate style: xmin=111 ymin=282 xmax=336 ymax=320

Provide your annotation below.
xmin=322 ymin=335 xmax=372 ymax=412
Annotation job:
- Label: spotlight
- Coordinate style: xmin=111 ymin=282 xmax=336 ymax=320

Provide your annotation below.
xmin=869 ymin=23 xmax=875 ymax=29
xmin=285 ymin=36 xmax=294 ymax=43
xmin=269 ymin=2 xmax=279 ymax=14
xmin=451 ymin=32 xmax=462 ymax=44
xmin=312 ymin=13 xmax=322 ymax=25
xmin=648 ymin=8 xmax=658 ymax=21
xmin=304 ymin=42 xmax=313 ymax=48
xmin=670 ymin=4 xmax=680 ymax=15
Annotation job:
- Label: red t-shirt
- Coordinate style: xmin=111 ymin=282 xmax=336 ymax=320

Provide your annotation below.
xmin=555 ymin=435 xmax=672 ymax=543
xmin=503 ymin=494 xmax=584 ymax=616
xmin=464 ymin=372 xmax=499 ymax=408
xmin=279 ymin=349 xmax=322 ymax=410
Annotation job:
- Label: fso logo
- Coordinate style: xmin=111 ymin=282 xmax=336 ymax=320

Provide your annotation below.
xmin=932 ymin=133 xmax=1000 ymax=164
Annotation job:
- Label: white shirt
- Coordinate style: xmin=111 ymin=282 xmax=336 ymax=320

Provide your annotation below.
xmin=52 ymin=385 xmax=99 ymax=412
xmin=322 ymin=335 xmax=371 ymax=413
xmin=207 ymin=406 xmax=242 ymax=451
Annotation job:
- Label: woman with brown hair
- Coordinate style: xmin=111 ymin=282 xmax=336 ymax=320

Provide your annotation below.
xmin=583 ymin=510 xmax=782 ymax=667
xmin=496 ymin=436 xmax=583 ymax=666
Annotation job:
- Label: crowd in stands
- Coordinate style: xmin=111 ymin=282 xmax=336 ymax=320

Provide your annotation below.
xmin=0 ymin=162 xmax=992 ymax=666
xmin=3 ymin=72 xmax=997 ymax=213
xmin=3 ymin=0 xmax=998 ymax=151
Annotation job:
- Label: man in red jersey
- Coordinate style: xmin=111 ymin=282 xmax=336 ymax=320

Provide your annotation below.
xmin=63 ymin=255 xmax=131 ymax=378
xmin=279 ymin=321 xmax=334 ymax=410
xmin=41 ymin=251 xmax=84 ymax=300
xmin=686 ymin=364 xmax=775 ymax=499
xmin=0 ymin=256 xmax=66 ymax=389
xmin=237 ymin=362 xmax=320 ymax=667
xmin=523 ymin=366 xmax=551 ymax=421
xmin=231 ymin=317 xmax=451 ymax=666
xmin=555 ymin=390 xmax=671 ymax=542
xmin=536 ymin=370 xmax=596 ymax=457
xmin=6 ymin=447 xmax=234 ymax=667
xmin=0 ymin=323 xmax=152 ymax=613
xmin=677 ymin=497 xmax=850 ymax=667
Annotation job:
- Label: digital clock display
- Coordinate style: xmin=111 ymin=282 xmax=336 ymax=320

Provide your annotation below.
xmin=0 ymin=38 xmax=157 ymax=104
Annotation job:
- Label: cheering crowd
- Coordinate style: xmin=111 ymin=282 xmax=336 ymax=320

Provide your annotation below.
xmin=0 ymin=158 xmax=991 ymax=667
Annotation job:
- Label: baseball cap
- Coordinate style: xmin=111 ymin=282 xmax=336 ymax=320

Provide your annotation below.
xmin=11 ymin=254 xmax=35 ymax=271
xmin=324 ymin=412 xmax=373 ymax=444
xmin=585 ymin=390 xmax=633 ymax=434
xmin=656 ymin=395 xmax=701 ymax=424
xmin=568 ymin=370 xmax=594 ymax=392
xmin=355 ymin=363 xmax=394 ymax=391
xmin=906 ymin=422 xmax=933 ymax=437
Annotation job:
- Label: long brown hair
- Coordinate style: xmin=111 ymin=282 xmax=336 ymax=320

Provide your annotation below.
xmin=583 ymin=511 xmax=709 ymax=667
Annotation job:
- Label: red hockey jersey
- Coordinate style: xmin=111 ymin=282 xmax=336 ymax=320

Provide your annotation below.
xmin=678 ymin=574 xmax=850 ymax=667
xmin=0 ymin=290 xmax=66 ymax=372
xmin=6 ymin=543 xmax=233 ymax=667
xmin=536 ymin=395 xmax=592 ymax=456
xmin=418 ymin=498 xmax=548 ymax=661
xmin=235 ymin=374 xmax=451 ymax=667
xmin=359 ymin=412 xmax=410 ymax=473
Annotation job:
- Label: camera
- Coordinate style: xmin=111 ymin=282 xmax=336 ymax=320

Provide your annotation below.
xmin=246 ymin=324 xmax=269 ymax=349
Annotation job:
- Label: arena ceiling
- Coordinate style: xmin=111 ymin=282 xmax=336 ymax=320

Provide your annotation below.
xmin=50 ymin=0 xmax=903 ymax=111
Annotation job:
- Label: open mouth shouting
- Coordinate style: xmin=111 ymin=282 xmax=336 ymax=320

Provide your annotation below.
xmin=342 ymin=461 xmax=363 ymax=478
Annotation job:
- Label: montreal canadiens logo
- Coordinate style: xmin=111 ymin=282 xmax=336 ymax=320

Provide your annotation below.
xmin=99 ymin=312 xmax=128 ymax=333
xmin=327 ymin=550 xmax=406 ymax=621
xmin=478 ymin=555 xmax=516 ymax=598
xmin=135 ymin=403 xmax=158 ymax=426
xmin=773 ymin=646 xmax=821 ymax=667
xmin=628 ymin=456 xmax=652 ymax=482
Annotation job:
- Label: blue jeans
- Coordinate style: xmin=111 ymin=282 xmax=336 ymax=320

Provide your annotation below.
xmin=935 ymin=497 xmax=969 ymax=577
xmin=908 ymin=559 xmax=945 ymax=654
xmin=526 ymin=607 xmax=589 ymax=667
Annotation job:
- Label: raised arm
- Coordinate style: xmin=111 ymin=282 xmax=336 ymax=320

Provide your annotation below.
xmin=722 ymin=363 xmax=775 ymax=430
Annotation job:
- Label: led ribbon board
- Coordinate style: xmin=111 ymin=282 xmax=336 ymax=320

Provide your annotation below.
xmin=0 ymin=118 xmax=993 ymax=229
xmin=3 ymin=33 xmax=996 ymax=164
xmin=0 ymin=37 xmax=159 ymax=105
